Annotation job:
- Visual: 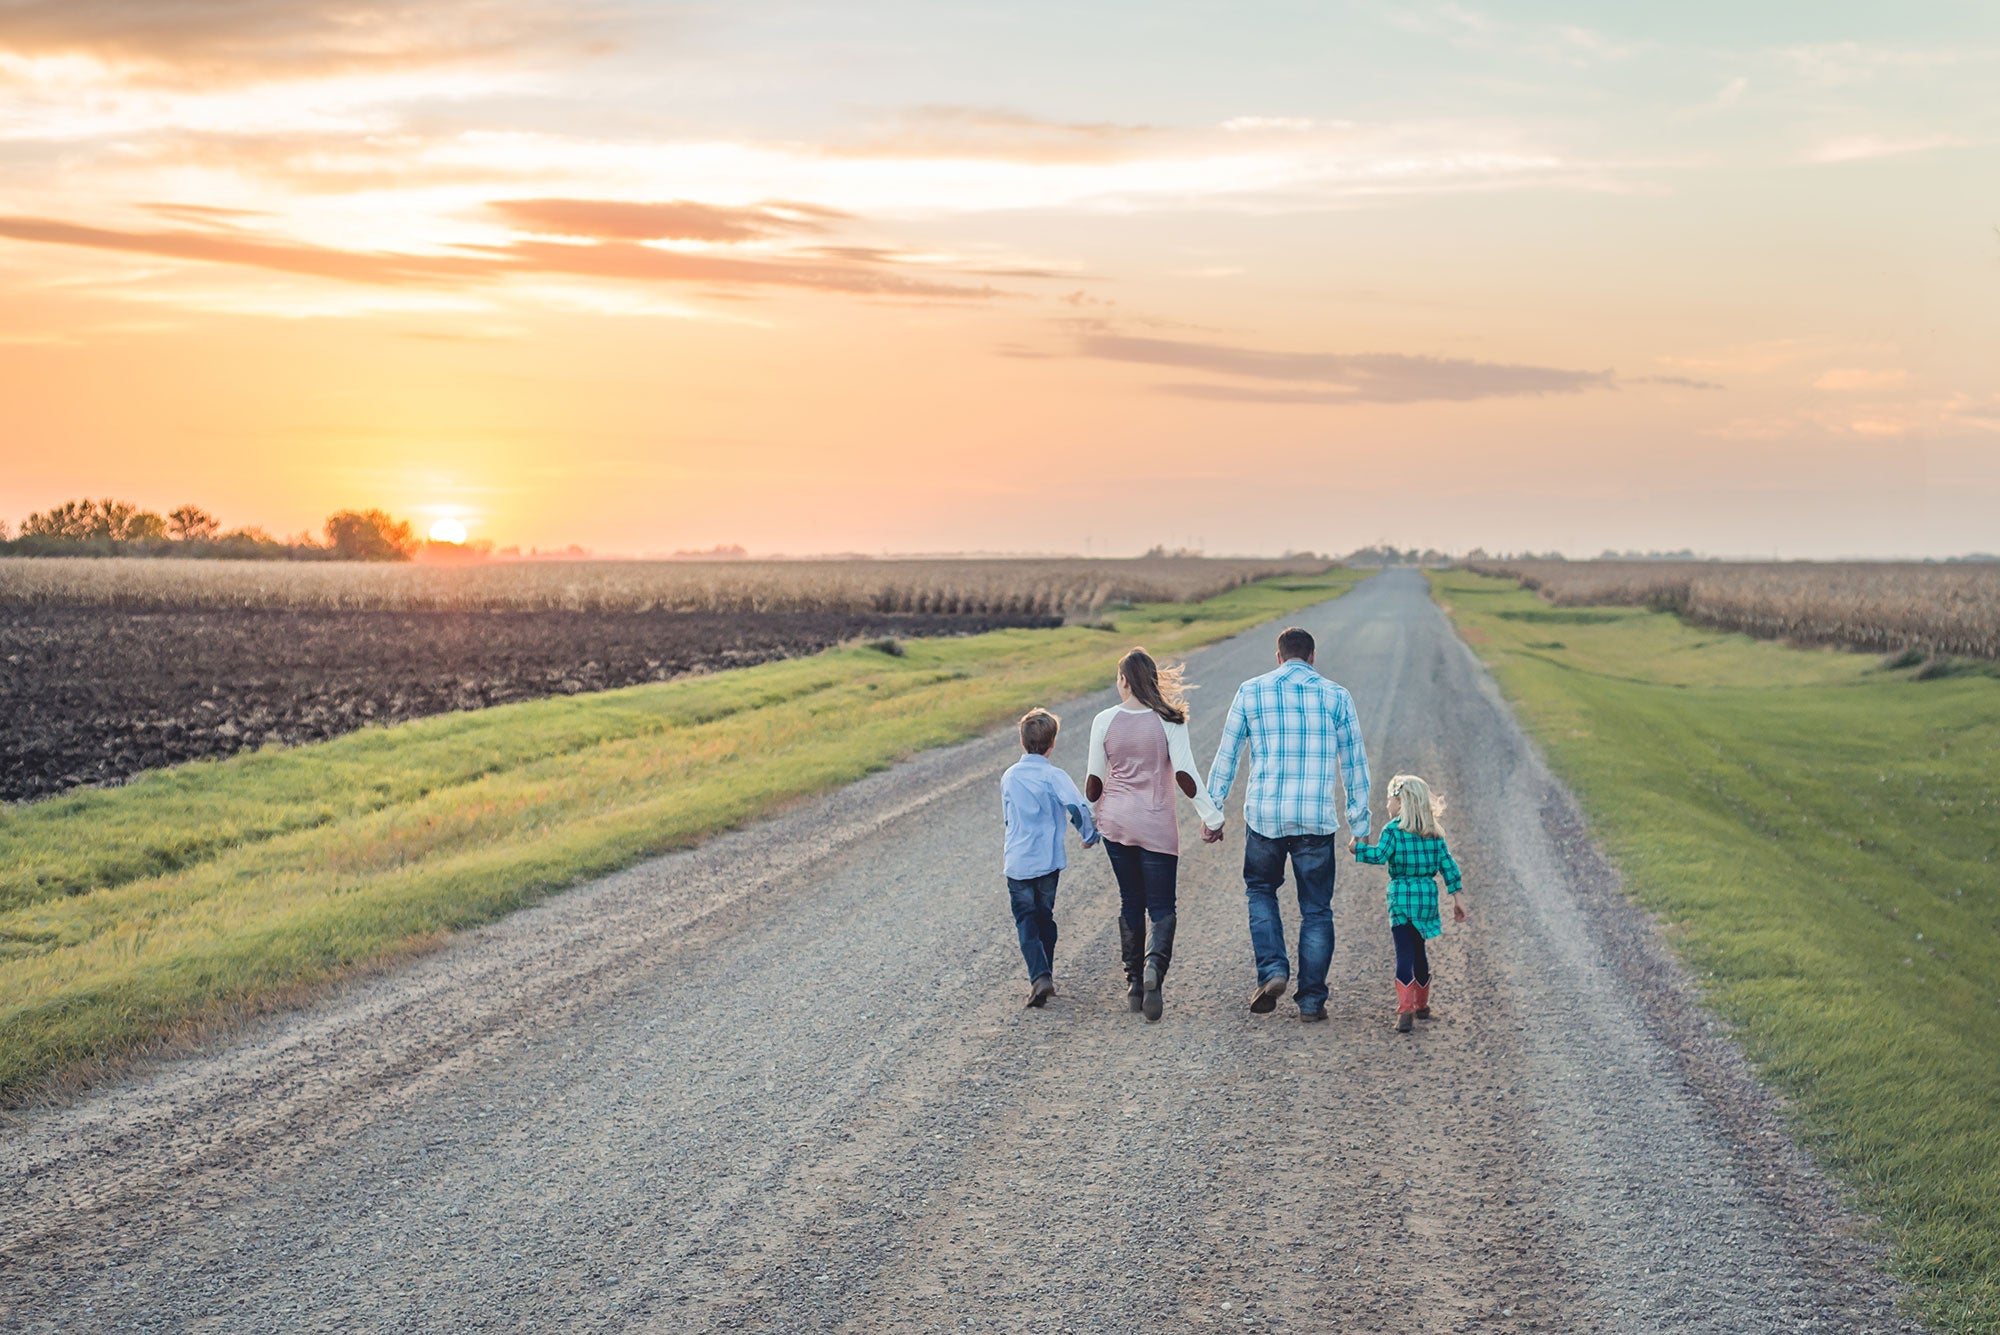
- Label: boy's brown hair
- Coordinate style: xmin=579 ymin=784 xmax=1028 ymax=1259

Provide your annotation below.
xmin=1018 ymin=708 xmax=1059 ymax=755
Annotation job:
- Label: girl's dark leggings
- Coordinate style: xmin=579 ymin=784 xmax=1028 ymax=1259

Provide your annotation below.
xmin=1392 ymin=923 xmax=1431 ymax=986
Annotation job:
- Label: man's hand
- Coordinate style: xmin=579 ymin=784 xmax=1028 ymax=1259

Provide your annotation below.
xmin=1347 ymin=838 xmax=1359 ymax=854
xmin=1083 ymin=834 xmax=1102 ymax=849
xmin=1201 ymin=823 xmax=1226 ymax=844
xmin=1452 ymin=900 xmax=1468 ymax=923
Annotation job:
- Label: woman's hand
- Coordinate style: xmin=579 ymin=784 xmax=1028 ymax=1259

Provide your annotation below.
xmin=1201 ymin=822 xmax=1226 ymax=844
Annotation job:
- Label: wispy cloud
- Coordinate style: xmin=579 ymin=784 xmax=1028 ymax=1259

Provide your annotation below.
xmin=486 ymin=199 xmax=847 ymax=243
xmin=1073 ymin=331 xmax=1614 ymax=405
xmin=0 ymin=204 xmax=1030 ymax=300
xmin=1377 ymin=3 xmax=1643 ymax=68
xmin=1803 ymin=134 xmax=1970 ymax=164
xmin=1815 ymin=367 xmax=1909 ymax=391
xmin=825 ymin=106 xmax=1163 ymax=165
xmin=1626 ymin=374 xmax=1724 ymax=391
xmin=0 ymin=0 xmax=610 ymax=85
xmin=1778 ymin=41 xmax=1994 ymax=88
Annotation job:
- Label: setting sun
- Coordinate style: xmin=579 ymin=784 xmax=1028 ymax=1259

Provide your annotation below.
xmin=428 ymin=516 xmax=467 ymax=545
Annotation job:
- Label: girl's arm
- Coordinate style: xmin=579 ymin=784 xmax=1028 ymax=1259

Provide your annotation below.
xmin=1441 ymin=845 xmax=1467 ymax=919
xmin=1084 ymin=708 xmax=1112 ymax=803
xmin=1164 ymin=718 xmax=1225 ymax=830
xmin=1352 ymin=827 xmax=1391 ymax=864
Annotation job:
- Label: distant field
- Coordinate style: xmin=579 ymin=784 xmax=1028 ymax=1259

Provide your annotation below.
xmin=0 ymin=570 xmax=1360 ymax=1107
xmin=1433 ymin=570 xmax=2000 ymax=1332
xmin=0 ymin=556 xmax=1328 ymax=803
xmin=0 ymin=555 xmax=1328 ymax=615
xmin=1471 ymin=559 xmax=2000 ymax=660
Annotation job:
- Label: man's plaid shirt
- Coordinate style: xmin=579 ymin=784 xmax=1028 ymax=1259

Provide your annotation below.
xmin=1206 ymin=659 xmax=1371 ymax=840
xmin=1354 ymin=824 xmax=1463 ymax=938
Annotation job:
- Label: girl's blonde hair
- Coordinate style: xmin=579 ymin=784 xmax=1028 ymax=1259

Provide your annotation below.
xmin=1389 ymin=774 xmax=1444 ymax=838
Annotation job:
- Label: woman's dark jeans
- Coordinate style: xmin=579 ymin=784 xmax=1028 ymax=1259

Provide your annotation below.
xmin=1391 ymin=922 xmax=1431 ymax=986
xmin=1103 ymin=840 xmax=1178 ymax=934
xmin=1007 ymin=871 xmax=1060 ymax=981
xmin=1243 ymin=829 xmax=1338 ymax=1014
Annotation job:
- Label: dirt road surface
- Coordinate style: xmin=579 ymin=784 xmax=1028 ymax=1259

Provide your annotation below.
xmin=1 ymin=570 xmax=1918 ymax=1332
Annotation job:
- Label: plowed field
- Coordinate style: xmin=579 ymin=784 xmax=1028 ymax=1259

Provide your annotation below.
xmin=0 ymin=607 xmax=1054 ymax=802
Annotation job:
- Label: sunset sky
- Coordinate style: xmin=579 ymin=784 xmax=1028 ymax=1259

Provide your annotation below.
xmin=3 ymin=1 xmax=1996 ymax=558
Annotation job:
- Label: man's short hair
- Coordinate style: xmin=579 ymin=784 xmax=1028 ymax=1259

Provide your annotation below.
xmin=1277 ymin=627 xmax=1315 ymax=662
xmin=1018 ymin=708 xmax=1060 ymax=755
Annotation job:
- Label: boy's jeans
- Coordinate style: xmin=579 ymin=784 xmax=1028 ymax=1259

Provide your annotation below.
xmin=1243 ymin=830 xmax=1338 ymax=1013
xmin=1007 ymin=871 xmax=1061 ymax=981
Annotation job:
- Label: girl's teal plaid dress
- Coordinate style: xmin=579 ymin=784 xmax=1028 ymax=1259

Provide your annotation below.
xmin=1353 ymin=825 xmax=1462 ymax=938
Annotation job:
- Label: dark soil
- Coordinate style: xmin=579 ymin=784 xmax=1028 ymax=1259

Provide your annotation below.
xmin=0 ymin=606 xmax=1059 ymax=803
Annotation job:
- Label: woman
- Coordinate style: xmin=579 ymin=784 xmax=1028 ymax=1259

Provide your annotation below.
xmin=1087 ymin=648 xmax=1224 ymax=1021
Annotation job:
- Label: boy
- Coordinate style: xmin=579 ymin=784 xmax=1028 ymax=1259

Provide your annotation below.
xmin=1002 ymin=708 xmax=1099 ymax=1008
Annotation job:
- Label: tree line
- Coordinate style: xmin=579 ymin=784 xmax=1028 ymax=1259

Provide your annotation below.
xmin=0 ymin=500 xmax=423 ymax=561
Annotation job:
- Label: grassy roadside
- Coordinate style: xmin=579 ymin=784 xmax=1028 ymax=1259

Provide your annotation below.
xmin=0 ymin=571 xmax=1362 ymax=1106
xmin=1430 ymin=569 xmax=2000 ymax=1332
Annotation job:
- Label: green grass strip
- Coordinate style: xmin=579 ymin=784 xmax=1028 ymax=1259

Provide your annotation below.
xmin=0 ymin=572 xmax=1361 ymax=1105
xmin=1431 ymin=569 xmax=2000 ymax=1333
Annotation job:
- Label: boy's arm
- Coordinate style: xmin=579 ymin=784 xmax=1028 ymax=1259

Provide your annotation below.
xmin=1054 ymin=769 xmax=1100 ymax=846
xmin=1206 ymin=688 xmax=1250 ymax=802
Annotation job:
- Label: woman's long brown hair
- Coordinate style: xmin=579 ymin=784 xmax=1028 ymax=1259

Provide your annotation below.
xmin=1118 ymin=647 xmax=1188 ymax=724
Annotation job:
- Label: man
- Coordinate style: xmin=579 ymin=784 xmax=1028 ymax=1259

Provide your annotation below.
xmin=1204 ymin=626 xmax=1371 ymax=1022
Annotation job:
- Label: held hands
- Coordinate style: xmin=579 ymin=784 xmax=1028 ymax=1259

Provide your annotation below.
xmin=1201 ymin=822 xmax=1226 ymax=844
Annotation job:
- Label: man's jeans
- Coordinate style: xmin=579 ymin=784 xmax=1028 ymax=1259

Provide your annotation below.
xmin=1006 ymin=871 xmax=1061 ymax=981
xmin=1243 ymin=829 xmax=1338 ymax=1013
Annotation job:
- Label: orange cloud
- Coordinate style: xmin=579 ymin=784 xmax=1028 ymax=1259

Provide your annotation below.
xmin=0 ymin=215 xmax=494 ymax=285
xmin=0 ymin=0 xmax=608 ymax=84
xmin=487 ymin=199 xmax=848 ymax=243
xmin=0 ymin=207 xmax=1029 ymax=300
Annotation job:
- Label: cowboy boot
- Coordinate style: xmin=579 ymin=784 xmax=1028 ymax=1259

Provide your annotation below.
xmin=1395 ymin=979 xmax=1415 ymax=1033
xmin=1119 ymin=917 xmax=1145 ymax=1012
xmin=1413 ymin=980 xmax=1431 ymax=1020
xmin=1142 ymin=912 xmax=1177 ymax=1023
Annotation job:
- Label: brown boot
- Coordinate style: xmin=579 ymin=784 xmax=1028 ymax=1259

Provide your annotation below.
xmin=1395 ymin=980 xmax=1415 ymax=1033
xmin=1413 ymin=981 xmax=1431 ymax=1020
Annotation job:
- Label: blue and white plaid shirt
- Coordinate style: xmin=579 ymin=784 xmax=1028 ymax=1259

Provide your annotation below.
xmin=1207 ymin=659 xmax=1371 ymax=840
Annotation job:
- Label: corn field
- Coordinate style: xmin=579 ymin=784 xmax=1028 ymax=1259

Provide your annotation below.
xmin=0 ymin=556 xmax=1330 ymax=617
xmin=1470 ymin=560 xmax=2000 ymax=660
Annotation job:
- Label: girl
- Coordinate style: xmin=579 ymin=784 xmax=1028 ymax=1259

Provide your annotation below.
xmin=1087 ymin=648 xmax=1224 ymax=1021
xmin=1351 ymin=774 xmax=1466 ymax=1032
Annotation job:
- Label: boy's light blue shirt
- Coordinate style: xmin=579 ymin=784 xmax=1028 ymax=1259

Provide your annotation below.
xmin=1001 ymin=753 xmax=1098 ymax=880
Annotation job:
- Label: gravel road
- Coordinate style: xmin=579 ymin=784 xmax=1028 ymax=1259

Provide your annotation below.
xmin=1 ymin=569 xmax=1919 ymax=1333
